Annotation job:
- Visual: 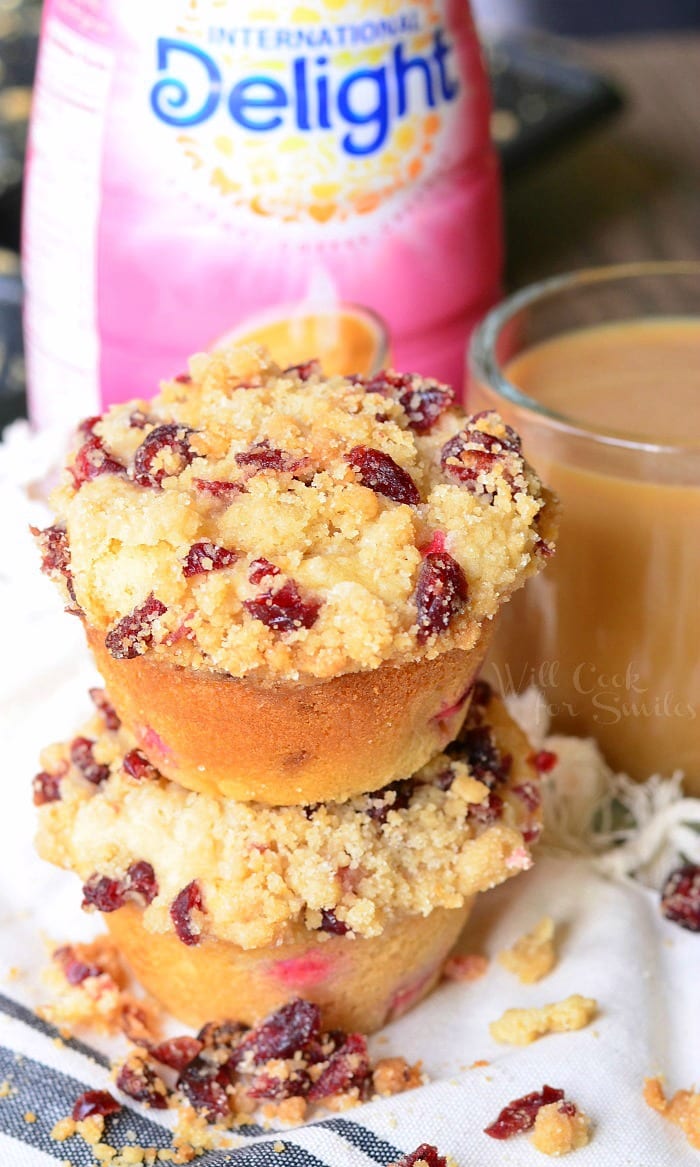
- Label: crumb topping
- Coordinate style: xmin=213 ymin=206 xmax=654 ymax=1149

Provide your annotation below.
xmin=644 ymin=1076 xmax=700 ymax=1151
xmin=498 ymin=916 xmax=557 ymax=984
xmin=41 ymin=347 xmax=555 ymax=682
xmin=489 ymin=995 xmax=597 ymax=1046
xmin=531 ymin=1101 xmax=591 ymax=1156
xmin=38 ymin=938 xmax=160 ymax=1040
xmin=35 ymin=687 xmax=540 ymax=949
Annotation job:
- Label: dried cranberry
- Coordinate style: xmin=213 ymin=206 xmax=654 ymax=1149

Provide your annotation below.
xmin=243 ymin=999 xmax=321 ymax=1064
xmin=89 ymin=687 xmax=121 ymax=731
xmin=485 ymin=1085 xmax=565 ymax=1139
xmin=183 ymin=542 xmax=238 ymax=578
xmin=532 ymin=749 xmax=558 ymax=773
xmin=435 ymin=767 xmax=456 ymax=791
xmin=81 ymin=875 xmax=127 ymax=913
xmin=77 ymin=415 xmax=103 ymax=438
xmin=366 ymin=778 xmax=416 ymax=825
xmin=174 ymin=373 xmax=192 ymax=384
xmin=177 ymin=1057 xmax=231 ymax=1121
xmin=193 ymin=478 xmax=245 ymax=499
xmin=421 ymin=530 xmax=446 ymax=557
xmin=307 ymin=1033 xmax=371 ymax=1101
xmin=467 ymin=792 xmax=504 ymax=827
xmin=471 ymin=678 xmax=493 ymax=708
xmin=116 ymin=1058 xmax=168 ymax=1109
xmin=72 ymin=1089 xmax=121 ymax=1121
xmin=247 ymin=1068 xmax=311 ymax=1100
xmin=513 ymin=782 xmax=541 ymax=813
xmin=244 ymin=579 xmax=321 ymax=633
xmin=32 ymin=770 xmax=63 ymax=806
xmin=151 ymin=1036 xmax=203 ymax=1072
xmin=364 ymin=370 xmax=455 ymax=434
xmin=390 ymin=1146 xmax=447 ymax=1167
xmin=319 ymin=909 xmax=349 ymax=936
xmin=133 ymin=423 xmax=195 ymax=487
xmin=123 ymin=749 xmax=160 ymax=782
xmin=248 ymin=557 xmax=280 ymax=585
xmin=71 ymin=435 xmax=126 ymax=489
xmin=534 ymin=536 xmax=555 ymax=559
xmin=171 ymin=881 xmax=204 ymax=946
xmin=54 ymin=945 xmax=102 ymax=985
xmin=32 ymin=523 xmax=72 ymax=586
xmin=70 ymin=737 xmax=110 ymax=787
xmin=124 ymin=860 xmax=158 ymax=906
xmin=197 ymin=1019 xmax=247 ymax=1062
xmin=345 ymin=446 xmax=420 ymax=506
xmin=105 ymin=595 xmax=167 ymax=660
xmin=455 ymin=725 xmax=511 ymax=788
xmin=235 ymin=439 xmax=307 ymax=477
xmin=414 ymin=552 xmax=468 ymax=642
xmin=129 ymin=409 xmax=151 ymax=429
xmin=284 ymin=359 xmax=321 ymax=381
xmin=81 ymin=861 xmax=158 ymax=913
xmin=661 ymin=864 xmax=700 ymax=932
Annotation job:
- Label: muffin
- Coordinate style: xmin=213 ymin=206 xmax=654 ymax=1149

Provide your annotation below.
xmin=35 ymin=683 xmax=541 ymax=1032
xmin=35 ymin=347 xmax=556 ymax=804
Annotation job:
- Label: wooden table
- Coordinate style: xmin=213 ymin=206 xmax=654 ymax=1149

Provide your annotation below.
xmin=506 ymin=34 xmax=700 ymax=288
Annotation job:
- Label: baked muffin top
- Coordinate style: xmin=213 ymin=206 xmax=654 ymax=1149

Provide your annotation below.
xmin=39 ymin=347 xmax=556 ymax=681
xmin=35 ymin=683 xmax=541 ymax=950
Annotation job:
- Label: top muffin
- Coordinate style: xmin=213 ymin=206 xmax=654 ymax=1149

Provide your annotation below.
xmin=39 ymin=347 xmax=555 ymax=682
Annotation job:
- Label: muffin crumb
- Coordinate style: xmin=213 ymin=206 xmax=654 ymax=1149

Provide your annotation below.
xmin=531 ymin=1100 xmax=591 ymax=1155
xmin=498 ymin=916 xmax=557 ymax=983
xmin=644 ymin=1076 xmax=700 ymax=1150
xmin=490 ymin=994 xmax=597 ymax=1045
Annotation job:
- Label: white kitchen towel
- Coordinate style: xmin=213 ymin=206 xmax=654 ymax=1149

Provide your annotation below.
xmin=1 ymin=422 xmax=698 ymax=1166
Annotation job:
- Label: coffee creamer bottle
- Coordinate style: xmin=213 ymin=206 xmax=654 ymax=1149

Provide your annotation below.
xmin=24 ymin=0 xmax=501 ymax=426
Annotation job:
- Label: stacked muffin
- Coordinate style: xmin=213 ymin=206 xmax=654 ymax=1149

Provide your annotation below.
xmin=33 ymin=347 xmax=556 ymax=1034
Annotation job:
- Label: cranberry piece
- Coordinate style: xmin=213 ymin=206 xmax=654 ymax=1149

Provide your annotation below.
xmin=345 ymin=446 xmax=420 ymax=506
xmin=124 ymin=860 xmax=158 ymax=906
xmin=71 ymin=435 xmax=126 ymax=489
xmin=183 ymin=541 xmax=238 ymax=578
xmin=105 ymin=595 xmax=167 ymax=660
xmin=151 ymin=1036 xmax=203 ymax=1072
xmin=89 ymin=687 xmax=121 ymax=731
xmin=129 ymin=409 xmax=151 ymax=429
xmin=247 ymin=1068 xmax=311 ymax=1100
xmin=661 ymin=864 xmax=700 ymax=932
xmin=307 ymin=1032 xmax=371 ymax=1101
xmin=70 ymin=737 xmax=110 ymax=787
xmin=235 ymin=439 xmax=307 ymax=477
xmin=54 ymin=945 xmax=103 ymax=985
xmin=435 ymin=767 xmax=456 ymax=791
xmin=72 ymin=1089 xmax=121 ymax=1121
xmin=243 ymin=999 xmax=321 ymax=1064
xmin=123 ymin=749 xmax=160 ymax=782
xmin=177 ymin=1057 xmax=231 ymax=1121
xmin=171 ymin=880 xmax=204 ymax=946
xmin=319 ymin=909 xmax=349 ymax=936
xmin=197 ymin=1019 xmax=248 ymax=1064
xmin=484 ymin=1085 xmax=565 ymax=1139
xmin=513 ymin=782 xmax=541 ymax=813
xmin=421 ymin=530 xmax=446 ymax=557
xmin=471 ymin=678 xmax=493 ymax=708
xmin=193 ymin=478 xmax=245 ymax=499
xmin=81 ymin=861 xmax=158 ymax=913
xmin=391 ymin=1146 xmax=447 ymax=1167
xmin=81 ymin=875 xmax=127 ymax=913
xmin=364 ymin=370 xmax=455 ymax=434
xmin=116 ymin=1058 xmax=168 ymax=1109
xmin=133 ymin=423 xmax=195 ymax=487
xmin=77 ymin=414 xmax=103 ymax=438
xmin=32 ymin=522 xmax=73 ymax=585
xmin=248 ymin=557 xmax=280 ymax=585
xmin=174 ymin=373 xmax=192 ymax=384
xmin=534 ymin=536 xmax=555 ymax=559
xmin=366 ymin=778 xmax=416 ymax=825
xmin=32 ymin=770 xmax=63 ymax=806
xmin=532 ymin=749 xmax=558 ymax=773
xmin=455 ymin=725 xmax=511 ymax=788
xmin=244 ymin=579 xmax=321 ymax=633
xmin=284 ymin=359 xmax=321 ymax=381
xmin=414 ymin=552 xmax=468 ymax=642
xmin=467 ymin=792 xmax=504 ymax=827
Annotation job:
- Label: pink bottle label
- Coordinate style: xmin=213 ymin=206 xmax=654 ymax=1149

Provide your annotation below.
xmin=24 ymin=0 xmax=501 ymax=427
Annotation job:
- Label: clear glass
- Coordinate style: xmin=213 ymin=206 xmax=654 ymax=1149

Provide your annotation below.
xmin=469 ymin=262 xmax=700 ymax=788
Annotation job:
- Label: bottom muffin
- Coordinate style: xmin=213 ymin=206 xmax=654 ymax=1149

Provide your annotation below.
xmin=34 ymin=682 xmax=540 ymax=1031
xmin=104 ymin=899 xmax=472 ymax=1033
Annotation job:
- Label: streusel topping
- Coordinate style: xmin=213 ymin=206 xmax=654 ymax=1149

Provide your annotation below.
xmin=40 ymin=347 xmax=555 ymax=681
xmin=35 ymin=685 xmax=541 ymax=950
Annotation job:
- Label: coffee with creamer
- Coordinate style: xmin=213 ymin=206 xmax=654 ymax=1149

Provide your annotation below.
xmin=24 ymin=0 xmax=501 ymax=426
